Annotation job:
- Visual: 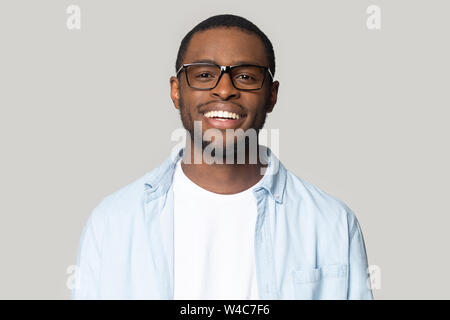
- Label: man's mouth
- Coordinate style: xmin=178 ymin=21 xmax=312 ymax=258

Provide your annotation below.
xmin=204 ymin=110 xmax=243 ymax=119
xmin=201 ymin=110 xmax=247 ymax=129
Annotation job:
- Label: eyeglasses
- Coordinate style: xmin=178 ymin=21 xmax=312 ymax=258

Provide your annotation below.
xmin=176 ymin=62 xmax=274 ymax=91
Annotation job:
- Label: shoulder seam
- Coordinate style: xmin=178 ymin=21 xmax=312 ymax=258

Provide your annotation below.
xmin=349 ymin=217 xmax=359 ymax=243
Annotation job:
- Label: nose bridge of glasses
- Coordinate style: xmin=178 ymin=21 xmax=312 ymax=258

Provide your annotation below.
xmin=215 ymin=65 xmax=235 ymax=88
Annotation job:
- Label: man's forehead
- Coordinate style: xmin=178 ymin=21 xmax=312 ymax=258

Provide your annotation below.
xmin=183 ymin=28 xmax=268 ymax=66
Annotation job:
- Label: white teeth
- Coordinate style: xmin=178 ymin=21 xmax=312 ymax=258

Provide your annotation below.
xmin=204 ymin=110 xmax=241 ymax=119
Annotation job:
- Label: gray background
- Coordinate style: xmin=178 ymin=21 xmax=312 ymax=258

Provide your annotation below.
xmin=0 ymin=0 xmax=449 ymax=299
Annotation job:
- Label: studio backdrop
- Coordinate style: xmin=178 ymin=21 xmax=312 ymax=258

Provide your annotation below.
xmin=0 ymin=0 xmax=449 ymax=299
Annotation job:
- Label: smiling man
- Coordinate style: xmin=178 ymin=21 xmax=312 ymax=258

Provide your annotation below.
xmin=72 ymin=14 xmax=374 ymax=300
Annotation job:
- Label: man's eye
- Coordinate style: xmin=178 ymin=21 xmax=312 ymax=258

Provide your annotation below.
xmin=236 ymin=74 xmax=254 ymax=80
xmin=197 ymin=72 xmax=213 ymax=78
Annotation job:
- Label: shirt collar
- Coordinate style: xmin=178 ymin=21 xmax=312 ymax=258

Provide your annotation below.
xmin=143 ymin=145 xmax=287 ymax=203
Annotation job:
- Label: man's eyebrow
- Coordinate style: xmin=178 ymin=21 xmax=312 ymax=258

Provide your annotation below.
xmin=189 ymin=59 xmax=262 ymax=65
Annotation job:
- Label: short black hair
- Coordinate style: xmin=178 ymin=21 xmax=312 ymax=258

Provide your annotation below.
xmin=175 ymin=14 xmax=276 ymax=79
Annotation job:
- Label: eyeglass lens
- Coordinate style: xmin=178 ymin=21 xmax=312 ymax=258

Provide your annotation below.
xmin=186 ymin=64 xmax=266 ymax=90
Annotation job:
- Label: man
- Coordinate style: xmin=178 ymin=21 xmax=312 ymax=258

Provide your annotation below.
xmin=71 ymin=14 xmax=373 ymax=300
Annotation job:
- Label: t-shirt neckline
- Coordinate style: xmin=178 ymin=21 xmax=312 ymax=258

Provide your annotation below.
xmin=174 ymin=158 xmax=266 ymax=198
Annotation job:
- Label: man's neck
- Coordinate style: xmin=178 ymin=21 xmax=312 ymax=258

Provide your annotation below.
xmin=180 ymin=140 xmax=267 ymax=195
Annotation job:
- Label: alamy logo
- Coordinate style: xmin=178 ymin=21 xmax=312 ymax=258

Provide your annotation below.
xmin=170 ymin=122 xmax=280 ymax=176
xmin=367 ymin=5 xmax=381 ymax=30
xmin=367 ymin=264 xmax=382 ymax=290
xmin=66 ymin=264 xmax=81 ymax=291
xmin=66 ymin=5 xmax=81 ymax=30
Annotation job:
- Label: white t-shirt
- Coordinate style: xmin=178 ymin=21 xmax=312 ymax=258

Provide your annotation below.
xmin=172 ymin=158 xmax=263 ymax=300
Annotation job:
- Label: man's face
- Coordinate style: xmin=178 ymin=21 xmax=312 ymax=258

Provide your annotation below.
xmin=170 ymin=27 xmax=279 ymax=153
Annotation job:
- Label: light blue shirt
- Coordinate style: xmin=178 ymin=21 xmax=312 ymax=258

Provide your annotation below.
xmin=71 ymin=145 xmax=374 ymax=300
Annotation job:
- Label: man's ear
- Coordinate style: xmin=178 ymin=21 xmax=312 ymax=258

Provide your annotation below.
xmin=266 ymin=80 xmax=280 ymax=113
xmin=170 ymin=76 xmax=181 ymax=110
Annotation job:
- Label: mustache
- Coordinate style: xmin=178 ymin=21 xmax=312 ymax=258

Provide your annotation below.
xmin=198 ymin=100 xmax=244 ymax=110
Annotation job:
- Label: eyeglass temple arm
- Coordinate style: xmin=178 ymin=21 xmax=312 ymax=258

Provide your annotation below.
xmin=176 ymin=65 xmax=184 ymax=75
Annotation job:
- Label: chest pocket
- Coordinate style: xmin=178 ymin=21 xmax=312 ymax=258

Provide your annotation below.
xmin=292 ymin=264 xmax=348 ymax=300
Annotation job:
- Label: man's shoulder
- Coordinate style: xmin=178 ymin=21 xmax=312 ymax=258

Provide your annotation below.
xmin=90 ymin=158 xmax=170 ymax=221
xmin=284 ymin=168 xmax=357 ymax=223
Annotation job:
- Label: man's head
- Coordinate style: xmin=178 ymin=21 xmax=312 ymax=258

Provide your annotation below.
xmin=170 ymin=14 xmax=279 ymax=156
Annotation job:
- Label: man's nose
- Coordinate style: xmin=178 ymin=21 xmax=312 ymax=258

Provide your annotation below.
xmin=211 ymin=72 xmax=239 ymax=99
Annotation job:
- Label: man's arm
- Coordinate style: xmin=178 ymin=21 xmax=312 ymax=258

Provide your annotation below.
xmin=347 ymin=212 xmax=374 ymax=300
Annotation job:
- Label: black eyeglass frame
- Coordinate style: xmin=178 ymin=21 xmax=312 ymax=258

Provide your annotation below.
xmin=176 ymin=62 xmax=274 ymax=91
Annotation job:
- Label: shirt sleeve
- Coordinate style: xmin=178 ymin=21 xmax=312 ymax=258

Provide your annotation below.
xmin=347 ymin=213 xmax=374 ymax=300
xmin=70 ymin=211 xmax=103 ymax=300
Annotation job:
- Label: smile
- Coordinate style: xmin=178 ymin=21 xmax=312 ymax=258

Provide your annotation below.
xmin=201 ymin=111 xmax=246 ymax=129
xmin=203 ymin=110 xmax=243 ymax=119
